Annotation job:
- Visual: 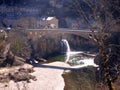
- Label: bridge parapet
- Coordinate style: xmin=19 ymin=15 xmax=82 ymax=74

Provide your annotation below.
xmin=25 ymin=29 xmax=93 ymax=40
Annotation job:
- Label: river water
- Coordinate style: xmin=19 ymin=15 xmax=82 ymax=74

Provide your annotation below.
xmin=61 ymin=39 xmax=98 ymax=68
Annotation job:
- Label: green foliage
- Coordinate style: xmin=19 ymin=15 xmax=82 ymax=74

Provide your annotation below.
xmin=8 ymin=31 xmax=31 ymax=58
xmin=12 ymin=37 xmax=23 ymax=54
xmin=0 ymin=32 xmax=7 ymax=54
xmin=0 ymin=34 xmax=5 ymax=40
xmin=0 ymin=41 xmax=4 ymax=53
xmin=0 ymin=32 xmax=7 ymax=40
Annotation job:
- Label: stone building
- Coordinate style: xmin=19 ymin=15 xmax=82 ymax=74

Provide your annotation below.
xmin=37 ymin=17 xmax=58 ymax=29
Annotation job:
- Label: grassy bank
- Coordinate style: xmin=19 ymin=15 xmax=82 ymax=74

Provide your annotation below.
xmin=63 ymin=67 xmax=97 ymax=90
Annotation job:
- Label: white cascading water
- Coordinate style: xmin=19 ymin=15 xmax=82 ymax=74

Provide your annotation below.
xmin=61 ymin=39 xmax=83 ymax=63
xmin=61 ymin=39 xmax=98 ymax=67
xmin=61 ymin=39 xmax=83 ymax=55
xmin=61 ymin=39 xmax=71 ymax=53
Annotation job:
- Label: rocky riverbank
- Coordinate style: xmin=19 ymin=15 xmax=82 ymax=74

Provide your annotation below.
xmin=0 ymin=62 xmax=70 ymax=90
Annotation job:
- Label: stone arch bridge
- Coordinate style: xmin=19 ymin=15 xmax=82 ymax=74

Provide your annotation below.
xmin=24 ymin=29 xmax=95 ymax=40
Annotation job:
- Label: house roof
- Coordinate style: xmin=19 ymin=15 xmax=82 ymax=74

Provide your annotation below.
xmin=46 ymin=17 xmax=54 ymax=20
xmin=40 ymin=17 xmax=55 ymax=21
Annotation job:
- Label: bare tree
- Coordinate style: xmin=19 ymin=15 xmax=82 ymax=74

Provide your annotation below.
xmin=72 ymin=0 xmax=120 ymax=90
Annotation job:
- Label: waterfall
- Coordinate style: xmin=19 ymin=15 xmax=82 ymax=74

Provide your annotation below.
xmin=61 ymin=39 xmax=71 ymax=53
xmin=61 ymin=39 xmax=71 ymax=63
xmin=61 ymin=39 xmax=83 ymax=63
xmin=61 ymin=39 xmax=83 ymax=55
xmin=61 ymin=39 xmax=98 ymax=67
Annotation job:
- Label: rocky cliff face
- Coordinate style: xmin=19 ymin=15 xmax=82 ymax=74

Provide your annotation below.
xmin=0 ymin=30 xmax=97 ymax=66
xmin=0 ymin=30 xmax=30 ymax=67
xmin=29 ymin=32 xmax=97 ymax=59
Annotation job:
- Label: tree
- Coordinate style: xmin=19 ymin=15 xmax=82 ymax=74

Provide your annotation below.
xmin=72 ymin=0 xmax=120 ymax=90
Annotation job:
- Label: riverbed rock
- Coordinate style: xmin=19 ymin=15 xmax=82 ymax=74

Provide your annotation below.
xmin=0 ymin=62 xmax=70 ymax=90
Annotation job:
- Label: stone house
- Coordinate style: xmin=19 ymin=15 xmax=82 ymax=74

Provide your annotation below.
xmin=37 ymin=17 xmax=58 ymax=29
